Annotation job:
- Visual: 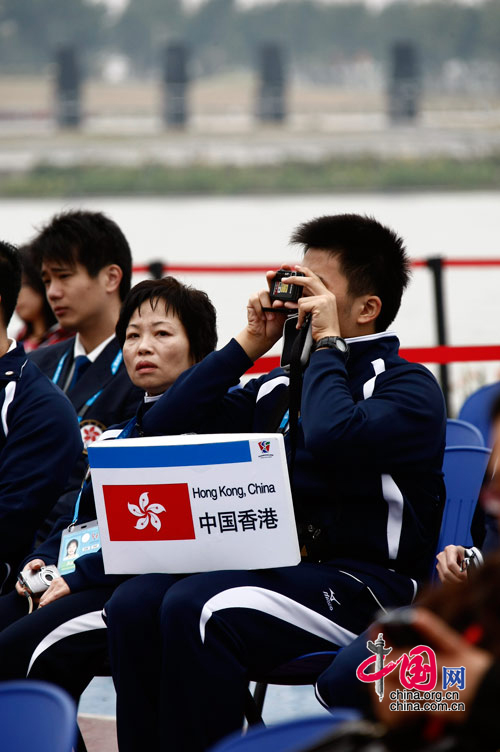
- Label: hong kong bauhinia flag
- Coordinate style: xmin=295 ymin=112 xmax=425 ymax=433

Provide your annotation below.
xmin=102 ymin=483 xmax=195 ymax=541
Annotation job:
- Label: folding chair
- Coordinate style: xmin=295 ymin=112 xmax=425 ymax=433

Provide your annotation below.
xmin=437 ymin=445 xmax=491 ymax=553
xmin=0 ymin=680 xmax=77 ymax=752
xmin=212 ymin=709 xmax=361 ymax=751
xmin=445 ymin=418 xmax=484 ymax=447
xmin=245 ymin=650 xmax=339 ymax=725
xmin=458 ymin=382 xmax=500 ymax=447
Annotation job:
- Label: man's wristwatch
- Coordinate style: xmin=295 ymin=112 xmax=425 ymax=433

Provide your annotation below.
xmin=313 ymin=336 xmax=349 ymax=356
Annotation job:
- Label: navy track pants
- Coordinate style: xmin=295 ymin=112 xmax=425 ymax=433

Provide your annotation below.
xmin=105 ymin=560 xmax=415 ymax=752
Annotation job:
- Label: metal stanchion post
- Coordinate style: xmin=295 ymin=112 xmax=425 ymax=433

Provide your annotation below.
xmin=427 ymin=256 xmax=450 ymax=414
xmin=148 ymin=261 xmax=166 ymax=279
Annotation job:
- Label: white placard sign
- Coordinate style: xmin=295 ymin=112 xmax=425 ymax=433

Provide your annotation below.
xmin=87 ymin=433 xmax=300 ymax=574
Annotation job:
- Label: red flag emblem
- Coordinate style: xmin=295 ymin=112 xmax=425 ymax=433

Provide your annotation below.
xmin=102 ymin=483 xmax=195 ymax=541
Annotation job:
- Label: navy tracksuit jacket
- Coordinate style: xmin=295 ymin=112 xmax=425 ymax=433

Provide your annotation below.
xmin=0 ymin=342 xmax=82 ymax=583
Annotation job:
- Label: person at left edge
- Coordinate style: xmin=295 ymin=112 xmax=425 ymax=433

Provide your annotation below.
xmin=27 ymin=210 xmax=143 ymax=539
xmin=0 ymin=277 xmax=217 ymax=709
xmin=0 ymin=241 xmax=82 ymax=592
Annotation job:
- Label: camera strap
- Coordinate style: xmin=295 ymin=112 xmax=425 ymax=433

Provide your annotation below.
xmin=284 ymin=315 xmax=327 ymax=561
xmin=286 ymin=314 xmax=311 ymax=479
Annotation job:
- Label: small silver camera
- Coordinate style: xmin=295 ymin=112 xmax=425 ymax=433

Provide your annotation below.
xmin=17 ymin=565 xmax=61 ymax=595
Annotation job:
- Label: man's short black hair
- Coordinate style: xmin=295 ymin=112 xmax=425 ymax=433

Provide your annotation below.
xmin=116 ymin=277 xmax=217 ymax=363
xmin=0 ymin=241 xmax=22 ymax=326
xmin=30 ymin=210 xmax=132 ymax=301
xmin=290 ymin=214 xmax=411 ymax=332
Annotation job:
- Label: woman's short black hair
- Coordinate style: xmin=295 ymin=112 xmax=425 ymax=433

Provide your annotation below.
xmin=116 ymin=277 xmax=217 ymax=363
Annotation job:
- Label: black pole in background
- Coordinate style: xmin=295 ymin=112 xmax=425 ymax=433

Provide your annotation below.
xmin=163 ymin=42 xmax=189 ymax=128
xmin=55 ymin=45 xmax=82 ymax=128
xmin=148 ymin=261 xmax=165 ymax=279
xmin=388 ymin=41 xmax=420 ymax=123
xmin=256 ymin=43 xmax=286 ymax=123
xmin=427 ymin=257 xmax=450 ymax=415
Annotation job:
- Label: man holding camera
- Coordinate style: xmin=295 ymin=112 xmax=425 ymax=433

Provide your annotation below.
xmin=105 ymin=214 xmax=447 ymax=752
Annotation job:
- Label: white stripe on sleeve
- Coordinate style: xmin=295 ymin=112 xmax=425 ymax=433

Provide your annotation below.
xmin=381 ymin=473 xmax=404 ymax=560
xmin=1 ymin=381 xmax=16 ymax=437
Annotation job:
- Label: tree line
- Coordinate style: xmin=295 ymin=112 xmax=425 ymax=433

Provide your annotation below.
xmin=1 ymin=0 xmax=499 ymax=78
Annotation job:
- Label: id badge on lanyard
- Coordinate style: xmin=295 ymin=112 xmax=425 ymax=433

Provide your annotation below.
xmin=57 ymin=520 xmax=101 ymax=575
xmin=57 ymin=411 xmax=135 ymax=575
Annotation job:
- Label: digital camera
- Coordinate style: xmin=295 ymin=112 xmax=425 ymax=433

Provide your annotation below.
xmin=269 ymin=269 xmax=305 ymax=304
xmin=18 ymin=565 xmax=61 ymax=595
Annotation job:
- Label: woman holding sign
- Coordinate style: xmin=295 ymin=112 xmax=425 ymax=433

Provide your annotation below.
xmin=0 ymin=276 xmax=217 ymax=705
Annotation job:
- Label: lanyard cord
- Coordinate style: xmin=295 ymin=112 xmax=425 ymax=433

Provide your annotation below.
xmin=51 ymin=350 xmax=69 ymax=385
xmin=52 ymin=349 xmax=123 ymax=417
xmin=69 ymin=412 xmax=138 ymax=528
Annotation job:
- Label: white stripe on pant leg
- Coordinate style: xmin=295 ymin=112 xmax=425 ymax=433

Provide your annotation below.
xmin=199 ymin=586 xmax=357 ymax=645
xmin=27 ymin=610 xmax=106 ymax=675
xmin=337 ymin=570 xmax=387 ymax=614
xmin=314 ymin=681 xmax=331 ymax=710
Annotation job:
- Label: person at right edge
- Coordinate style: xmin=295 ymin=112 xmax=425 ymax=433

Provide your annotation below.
xmin=105 ymin=213 xmax=447 ymax=752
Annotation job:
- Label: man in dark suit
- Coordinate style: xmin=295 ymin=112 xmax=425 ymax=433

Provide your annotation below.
xmin=28 ymin=210 xmax=142 ymax=536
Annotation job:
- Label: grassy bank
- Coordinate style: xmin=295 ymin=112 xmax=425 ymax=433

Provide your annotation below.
xmin=2 ymin=155 xmax=500 ymax=196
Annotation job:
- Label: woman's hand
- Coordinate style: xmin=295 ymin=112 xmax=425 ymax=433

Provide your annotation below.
xmin=436 ymin=545 xmax=468 ymax=584
xmin=38 ymin=576 xmax=71 ymax=608
xmin=15 ymin=559 xmax=46 ymax=597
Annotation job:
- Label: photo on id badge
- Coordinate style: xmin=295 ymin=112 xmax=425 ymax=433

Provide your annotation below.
xmin=57 ymin=520 xmax=101 ymax=575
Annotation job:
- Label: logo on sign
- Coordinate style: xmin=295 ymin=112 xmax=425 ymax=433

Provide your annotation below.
xmin=103 ymin=483 xmax=196 ymax=541
xmin=258 ymin=440 xmax=271 ymax=455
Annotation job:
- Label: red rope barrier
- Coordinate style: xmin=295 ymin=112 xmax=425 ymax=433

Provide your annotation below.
xmin=133 ymin=259 xmax=500 ymax=275
xmin=133 ymin=264 xmax=279 ymax=274
xmin=247 ymin=344 xmax=500 ymax=374
xmin=131 ymin=259 xmax=500 ymax=373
